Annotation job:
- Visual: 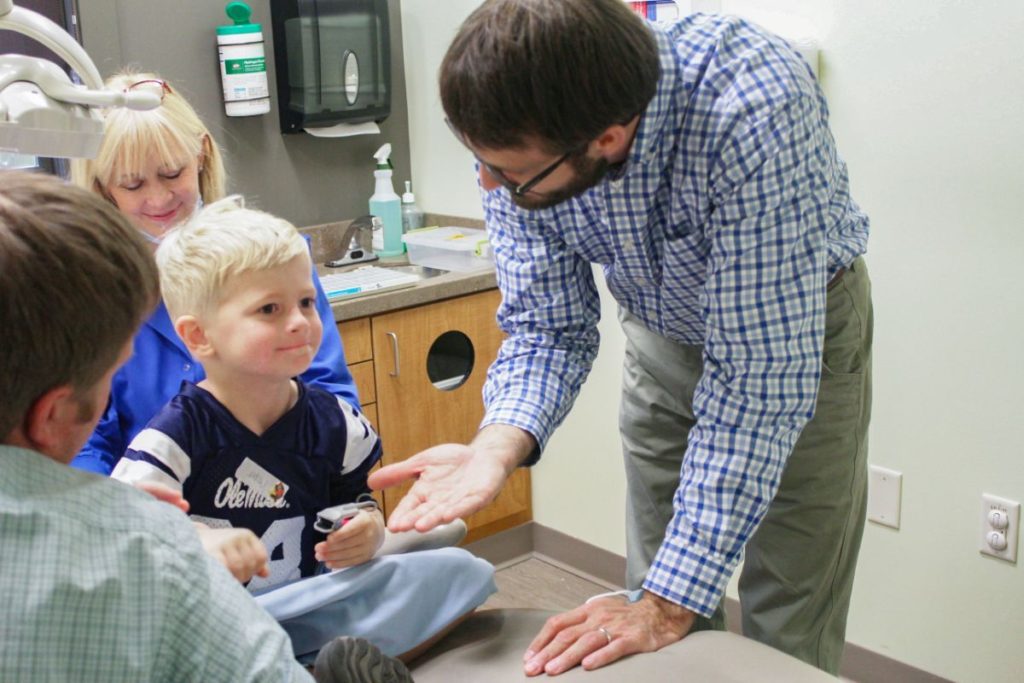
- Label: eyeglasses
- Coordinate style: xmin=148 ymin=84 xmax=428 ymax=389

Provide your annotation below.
xmin=445 ymin=118 xmax=577 ymax=198
xmin=124 ymin=79 xmax=172 ymax=102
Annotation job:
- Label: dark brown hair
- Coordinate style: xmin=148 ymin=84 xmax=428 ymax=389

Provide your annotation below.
xmin=0 ymin=171 xmax=159 ymax=437
xmin=440 ymin=0 xmax=660 ymax=153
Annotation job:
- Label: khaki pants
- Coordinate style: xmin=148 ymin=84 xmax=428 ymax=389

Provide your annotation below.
xmin=619 ymin=258 xmax=872 ymax=674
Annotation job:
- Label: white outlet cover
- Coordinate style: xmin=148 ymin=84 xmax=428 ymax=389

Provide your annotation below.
xmin=867 ymin=465 xmax=902 ymax=529
xmin=979 ymin=494 xmax=1020 ymax=564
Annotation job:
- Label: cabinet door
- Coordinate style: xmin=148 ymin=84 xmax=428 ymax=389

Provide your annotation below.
xmin=371 ymin=289 xmax=531 ymax=541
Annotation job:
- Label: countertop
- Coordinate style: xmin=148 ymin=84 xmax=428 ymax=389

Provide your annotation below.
xmin=320 ymin=257 xmax=497 ymax=321
xmin=305 ymin=213 xmax=497 ymax=322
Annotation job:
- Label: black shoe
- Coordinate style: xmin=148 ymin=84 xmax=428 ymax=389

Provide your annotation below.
xmin=313 ymin=636 xmax=413 ymax=683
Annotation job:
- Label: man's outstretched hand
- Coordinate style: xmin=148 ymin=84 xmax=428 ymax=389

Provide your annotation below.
xmin=368 ymin=425 xmax=534 ymax=532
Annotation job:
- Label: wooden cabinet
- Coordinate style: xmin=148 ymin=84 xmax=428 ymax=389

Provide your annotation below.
xmin=338 ymin=289 xmax=531 ymax=544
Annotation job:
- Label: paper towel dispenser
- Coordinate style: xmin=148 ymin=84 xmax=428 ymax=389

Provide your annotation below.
xmin=269 ymin=0 xmax=391 ymax=134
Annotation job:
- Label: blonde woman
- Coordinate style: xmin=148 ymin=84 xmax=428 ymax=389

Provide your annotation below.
xmin=71 ymin=72 xmax=358 ymax=474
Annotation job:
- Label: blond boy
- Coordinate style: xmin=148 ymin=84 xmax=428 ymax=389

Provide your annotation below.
xmin=113 ymin=197 xmax=385 ymax=584
xmin=112 ymin=198 xmax=496 ymax=662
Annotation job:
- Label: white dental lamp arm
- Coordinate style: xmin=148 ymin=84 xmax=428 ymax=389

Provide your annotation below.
xmin=0 ymin=0 xmax=102 ymax=89
xmin=0 ymin=0 xmax=159 ymax=158
xmin=0 ymin=58 xmax=160 ymax=110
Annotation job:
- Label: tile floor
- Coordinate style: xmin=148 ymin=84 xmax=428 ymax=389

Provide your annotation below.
xmin=484 ymin=555 xmax=613 ymax=612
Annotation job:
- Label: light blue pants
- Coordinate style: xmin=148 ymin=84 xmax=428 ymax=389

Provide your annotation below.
xmin=255 ymin=547 xmax=496 ymax=659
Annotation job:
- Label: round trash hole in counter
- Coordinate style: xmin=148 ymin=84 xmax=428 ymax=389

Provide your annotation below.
xmin=426 ymin=331 xmax=474 ymax=391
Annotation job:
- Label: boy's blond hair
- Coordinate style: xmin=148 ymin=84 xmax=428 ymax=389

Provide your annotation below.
xmin=71 ymin=70 xmax=226 ymax=205
xmin=156 ymin=196 xmax=309 ymax=320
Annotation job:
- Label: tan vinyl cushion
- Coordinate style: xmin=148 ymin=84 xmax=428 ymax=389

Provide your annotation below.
xmin=410 ymin=608 xmax=836 ymax=682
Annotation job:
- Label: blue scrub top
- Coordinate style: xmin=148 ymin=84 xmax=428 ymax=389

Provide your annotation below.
xmin=72 ymin=273 xmax=358 ymax=475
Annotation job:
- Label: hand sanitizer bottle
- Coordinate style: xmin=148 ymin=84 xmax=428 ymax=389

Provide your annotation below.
xmin=369 ymin=144 xmax=404 ymax=257
xmin=401 ymin=180 xmax=424 ymax=232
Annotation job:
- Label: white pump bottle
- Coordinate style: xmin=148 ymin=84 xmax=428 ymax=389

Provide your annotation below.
xmin=368 ymin=143 xmax=404 ymax=257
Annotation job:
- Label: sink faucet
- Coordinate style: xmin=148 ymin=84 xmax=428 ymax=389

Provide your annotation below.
xmin=326 ymin=215 xmax=381 ymax=267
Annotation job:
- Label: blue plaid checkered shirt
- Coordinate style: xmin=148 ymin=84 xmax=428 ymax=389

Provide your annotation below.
xmin=479 ymin=14 xmax=869 ymax=616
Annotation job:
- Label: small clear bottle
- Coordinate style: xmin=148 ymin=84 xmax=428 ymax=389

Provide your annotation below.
xmin=401 ymin=180 xmax=424 ymax=233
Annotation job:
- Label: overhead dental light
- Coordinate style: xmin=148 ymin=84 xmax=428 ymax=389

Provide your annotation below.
xmin=0 ymin=0 xmax=160 ymax=158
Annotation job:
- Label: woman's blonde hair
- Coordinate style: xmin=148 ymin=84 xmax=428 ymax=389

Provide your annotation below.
xmin=156 ymin=196 xmax=309 ymax=321
xmin=71 ymin=70 xmax=226 ymax=206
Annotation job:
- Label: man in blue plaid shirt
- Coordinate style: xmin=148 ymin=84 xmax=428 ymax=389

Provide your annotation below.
xmin=373 ymin=0 xmax=872 ymax=676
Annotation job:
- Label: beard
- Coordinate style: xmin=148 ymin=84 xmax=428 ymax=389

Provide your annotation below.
xmin=510 ymin=153 xmax=611 ymax=211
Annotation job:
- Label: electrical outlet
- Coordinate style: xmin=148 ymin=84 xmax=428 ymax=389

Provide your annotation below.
xmin=979 ymin=494 xmax=1020 ymax=564
xmin=867 ymin=465 xmax=902 ymax=529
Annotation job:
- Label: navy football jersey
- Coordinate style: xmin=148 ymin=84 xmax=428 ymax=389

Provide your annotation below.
xmin=113 ymin=380 xmax=381 ymax=591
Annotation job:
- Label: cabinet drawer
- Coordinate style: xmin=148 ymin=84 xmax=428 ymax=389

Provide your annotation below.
xmin=349 ymin=360 xmax=376 ymax=406
xmin=338 ymin=318 xmax=372 ymax=364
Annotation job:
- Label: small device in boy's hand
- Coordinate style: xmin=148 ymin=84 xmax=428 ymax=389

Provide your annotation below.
xmin=313 ymin=500 xmax=379 ymax=533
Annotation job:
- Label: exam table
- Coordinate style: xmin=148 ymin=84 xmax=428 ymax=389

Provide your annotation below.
xmin=383 ymin=523 xmax=834 ymax=681
xmin=410 ymin=608 xmax=836 ymax=681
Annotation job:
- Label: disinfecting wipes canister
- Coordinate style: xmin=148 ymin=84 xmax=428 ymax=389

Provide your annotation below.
xmin=217 ymin=2 xmax=270 ymax=117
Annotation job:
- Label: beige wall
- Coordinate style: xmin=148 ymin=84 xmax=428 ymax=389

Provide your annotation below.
xmin=401 ymin=2 xmax=1024 ymax=680
xmin=787 ymin=2 xmax=1024 ymax=681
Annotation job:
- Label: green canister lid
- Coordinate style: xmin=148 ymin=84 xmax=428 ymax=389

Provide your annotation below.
xmin=217 ymin=1 xmax=261 ymax=35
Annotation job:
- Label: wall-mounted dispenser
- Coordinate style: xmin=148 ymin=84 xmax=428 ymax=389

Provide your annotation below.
xmin=269 ymin=0 xmax=391 ymax=135
xmin=217 ymin=2 xmax=271 ymax=117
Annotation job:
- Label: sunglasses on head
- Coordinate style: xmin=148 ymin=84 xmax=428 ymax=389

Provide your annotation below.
xmin=124 ymin=79 xmax=172 ymax=103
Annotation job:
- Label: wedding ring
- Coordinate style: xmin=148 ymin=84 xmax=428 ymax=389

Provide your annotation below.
xmin=597 ymin=625 xmax=612 ymax=645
